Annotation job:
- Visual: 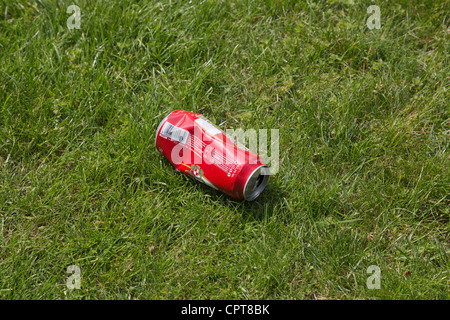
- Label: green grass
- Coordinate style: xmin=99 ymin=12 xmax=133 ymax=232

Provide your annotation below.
xmin=0 ymin=0 xmax=449 ymax=299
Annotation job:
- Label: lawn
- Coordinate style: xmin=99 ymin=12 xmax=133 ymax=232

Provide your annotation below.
xmin=0 ymin=0 xmax=448 ymax=299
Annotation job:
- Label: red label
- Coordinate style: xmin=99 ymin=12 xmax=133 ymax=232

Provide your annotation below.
xmin=155 ymin=110 xmax=264 ymax=199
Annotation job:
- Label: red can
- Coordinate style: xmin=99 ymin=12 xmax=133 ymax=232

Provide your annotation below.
xmin=155 ymin=110 xmax=269 ymax=200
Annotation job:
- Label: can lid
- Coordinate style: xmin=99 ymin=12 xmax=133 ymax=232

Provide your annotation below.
xmin=243 ymin=165 xmax=270 ymax=201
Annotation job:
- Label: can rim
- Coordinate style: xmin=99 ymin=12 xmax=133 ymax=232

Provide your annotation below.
xmin=243 ymin=165 xmax=269 ymax=201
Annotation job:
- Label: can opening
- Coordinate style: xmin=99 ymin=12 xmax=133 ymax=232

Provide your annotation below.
xmin=255 ymin=174 xmax=264 ymax=189
xmin=243 ymin=166 xmax=269 ymax=201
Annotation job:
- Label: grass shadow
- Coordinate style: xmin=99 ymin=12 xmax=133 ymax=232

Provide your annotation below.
xmin=195 ymin=174 xmax=286 ymax=222
xmin=238 ymin=180 xmax=286 ymax=221
xmin=158 ymin=158 xmax=286 ymax=222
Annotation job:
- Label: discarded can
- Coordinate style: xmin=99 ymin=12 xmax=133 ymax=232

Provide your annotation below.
xmin=155 ymin=110 xmax=269 ymax=200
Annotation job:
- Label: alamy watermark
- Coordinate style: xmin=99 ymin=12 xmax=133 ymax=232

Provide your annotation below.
xmin=366 ymin=265 xmax=381 ymax=289
xmin=169 ymin=126 xmax=279 ymax=175
xmin=63 ymin=4 xmax=381 ymax=33
xmin=67 ymin=5 xmax=81 ymax=30
xmin=66 ymin=265 xmax=81 ymax=290
xmin=366 ymin=5 xmax=381 ymax=30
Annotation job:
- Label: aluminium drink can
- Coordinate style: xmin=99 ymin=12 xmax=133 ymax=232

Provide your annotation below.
xmin=155 ymin=110 xmax=269 ymax=200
